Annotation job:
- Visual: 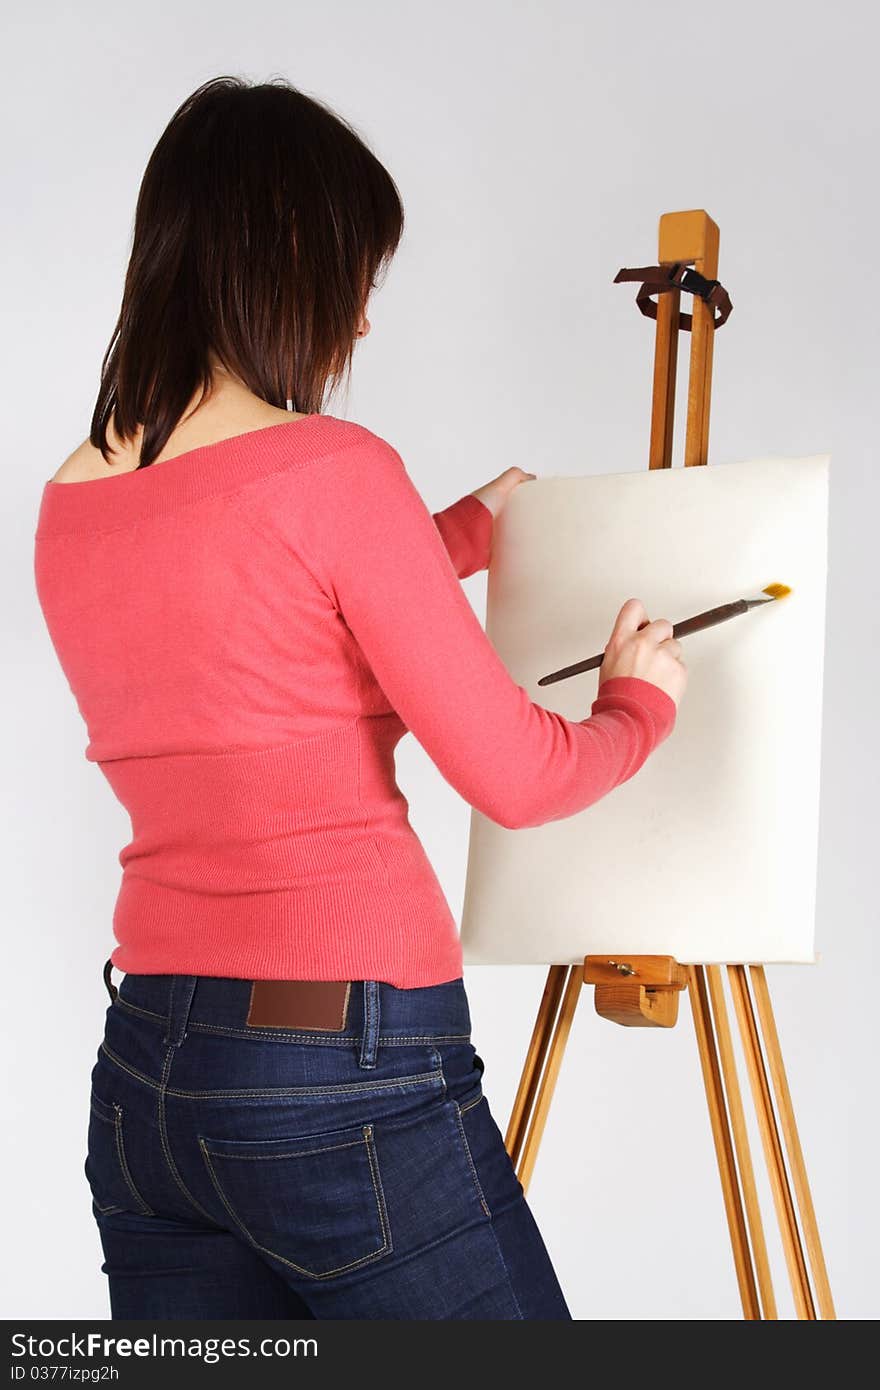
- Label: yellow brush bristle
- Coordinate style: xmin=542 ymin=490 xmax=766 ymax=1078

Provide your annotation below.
xmin=762 ymin=582 xmax=792 ymax=599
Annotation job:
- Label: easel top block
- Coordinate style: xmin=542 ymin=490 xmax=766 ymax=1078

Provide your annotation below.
xmin=658 ymin=210 xmax=720 ymax=268
xmin=584 ymin=956 xmax=688 ymax=988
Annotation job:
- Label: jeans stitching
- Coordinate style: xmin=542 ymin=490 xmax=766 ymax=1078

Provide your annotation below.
xmin=99 ymin=1041 xmax=444 ymax=1100
xmin=358 ymin=982 xmax=379 ymax=1069
xmin=459 ymin=1092 xmax=485 ymax=1115
xmin=452 ymin=1099 xmax=492 ymax=1219
xmin=89 ymin=1093 xmax=119 ymax=1124
xmin=201 ymin=1136 xmax=364 ymax=1161
xmin=431 ymin=1047 xmax=447 ymax=1100
xmin=188 ymin=1025 xmax=471 ymax=1044
xmin=156 ymin=1044 xmax=223 ymax=1227
xmin=112 ymin=998 xmax=470 ymax=1045
xmin=113 ymin=997 xmax=167 ymax=1023
xmin=448 ymin=1101 xmax=525 ymax=1319
xmin=197 ymin=1126 xmax=393 ymax=1279
xmin=449 ymin=1086 xmax=525 ymax=1320
xmin=163 ymin=976 xmax=178 ymax=1047
xmin=364 ymin=1124 xmax=393 ymax=1263
xmin=86 ymin=1101 xmax=126 ymax=1214
xmin=112 ymin=1105 xmax=155 ymax=1216
xmin=92 ymin=1197 xmax=125 ymax=1215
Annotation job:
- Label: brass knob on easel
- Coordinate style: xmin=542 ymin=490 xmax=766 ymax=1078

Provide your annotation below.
xmin=607 ymin=960 xmax=637 ymax=977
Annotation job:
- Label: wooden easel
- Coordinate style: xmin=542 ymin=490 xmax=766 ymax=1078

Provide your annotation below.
xmin=504 ymin=210 xmax=835 ymax=1321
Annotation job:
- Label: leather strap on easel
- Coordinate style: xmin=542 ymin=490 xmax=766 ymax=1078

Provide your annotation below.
xmin=613 ymin=261 xmax=733 ymax=330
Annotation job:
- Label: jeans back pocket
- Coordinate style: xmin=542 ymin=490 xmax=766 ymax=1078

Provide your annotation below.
xmin=85 ymin=1091 xmax=154 ymax=1217
xmin=198 ymin=1121 xmax=392 ymax=1280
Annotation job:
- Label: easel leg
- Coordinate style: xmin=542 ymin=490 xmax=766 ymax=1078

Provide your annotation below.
xmin=684 ymin=249 xmax=717 ymax=467
xmin=508 ymin=956 xmax=835 ymax=1318
xmin=687 ymin=965 xmax=761 ymax=1319
xmin=727 ymin=965 xmax=815 ymax=1318
xmin=746 ymin=967 xmax=835 ymax=1320
xmin=505 ymin=964 xmax=567 ymax=1170
xmin=706 ymin=966 xmax=777 ymax=1318
xmin=515 ymin=964 xmax=583 ymax=1195
xmin=649 ymin=285 xmax=680 ymax=470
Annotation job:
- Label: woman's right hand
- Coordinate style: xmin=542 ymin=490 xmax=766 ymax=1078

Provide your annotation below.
xmin=598 ymin=598 xmax=689 ymax=710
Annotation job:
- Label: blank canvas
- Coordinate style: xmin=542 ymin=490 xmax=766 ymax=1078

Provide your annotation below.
xmin=459 ymin=454 xmax=830 ymax=966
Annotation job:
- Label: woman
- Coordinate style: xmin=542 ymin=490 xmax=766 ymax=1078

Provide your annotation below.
xmin=33 ymin=75 xmax=686 ymax=1320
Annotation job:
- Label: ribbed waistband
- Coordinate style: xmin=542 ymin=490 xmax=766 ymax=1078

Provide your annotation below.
xmin=110 ymin=966 xmax=472 ymax=1043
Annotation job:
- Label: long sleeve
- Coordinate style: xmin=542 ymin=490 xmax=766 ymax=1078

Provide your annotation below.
xmin=290 ymin=439 xmax=677 ymax=831
xmin=432 ymin=492 xmax=493 ymax=577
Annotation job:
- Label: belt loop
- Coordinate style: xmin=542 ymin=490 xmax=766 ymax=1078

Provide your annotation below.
xmin=162 ymin=974 xmax=199 ymax=1048
xmin=102 ymin=958 xmax=118 ymax=1003
xmin=358 ymin=980 xmax=380 ymax=1069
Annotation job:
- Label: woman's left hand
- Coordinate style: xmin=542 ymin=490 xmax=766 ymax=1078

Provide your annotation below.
xmin=469 ymin=466 xmax=537 ymax=519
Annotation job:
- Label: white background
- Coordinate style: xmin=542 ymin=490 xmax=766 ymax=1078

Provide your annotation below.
xmin=3 ymin=0 xmax=876 ymax=1320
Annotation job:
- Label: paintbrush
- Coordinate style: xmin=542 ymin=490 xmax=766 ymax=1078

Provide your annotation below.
xmin=536 ymin=583 xmax=792 ymax=687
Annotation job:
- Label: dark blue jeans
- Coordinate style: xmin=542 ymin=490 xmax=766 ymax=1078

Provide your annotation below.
xmin=85 ymin=964 xmax=571 ymax=1320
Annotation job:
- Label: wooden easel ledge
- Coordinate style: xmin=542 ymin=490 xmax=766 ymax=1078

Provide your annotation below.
xmin=584 ymin=955 xmax=688 ymax=1027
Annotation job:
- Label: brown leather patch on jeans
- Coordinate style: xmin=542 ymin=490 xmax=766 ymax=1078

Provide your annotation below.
xmin=245 ymin=979 xmax=352 ymax=1031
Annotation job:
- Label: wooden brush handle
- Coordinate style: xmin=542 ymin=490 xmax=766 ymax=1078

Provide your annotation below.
xmin=671 ymin=599 xmax=748 ymax=639
xmin=538 ymin=599 xmax=750 ymax=686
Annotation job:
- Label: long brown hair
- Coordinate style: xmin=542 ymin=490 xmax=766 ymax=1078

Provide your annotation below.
xmin=91 ymin=76 xmax=405 ymax=468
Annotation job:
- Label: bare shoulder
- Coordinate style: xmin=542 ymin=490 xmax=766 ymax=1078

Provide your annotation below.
xmin=50 ymin=436 xmax=130 ymax=483
xmin=49 ymin=400 xmax=313 ymax=484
